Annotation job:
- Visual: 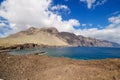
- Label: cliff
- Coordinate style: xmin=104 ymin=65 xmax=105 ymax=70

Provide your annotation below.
xmin=0 ymin=27 xmax=119 ymax=47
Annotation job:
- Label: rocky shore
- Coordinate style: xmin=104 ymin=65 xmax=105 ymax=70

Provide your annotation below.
xmin=0 ymin=43 xmax=47 ymax=51
xmin=0 ymin=43 xmax=65 ymax=53
xmin=0 ymin=53 xmax=120 ymax=80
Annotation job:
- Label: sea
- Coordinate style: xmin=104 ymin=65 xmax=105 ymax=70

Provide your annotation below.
xmin=9 ymin=47 xmax=120 ymax=60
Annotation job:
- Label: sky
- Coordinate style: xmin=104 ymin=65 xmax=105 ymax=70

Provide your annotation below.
xmin=0 ymin=0 xmax=120 ymax=43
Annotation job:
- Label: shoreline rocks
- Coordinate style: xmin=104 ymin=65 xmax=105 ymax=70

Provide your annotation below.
xmin=0 ymin=43 xmax=49 ymax=51
xmin=0 ymin=43 xmax=69 ymax=52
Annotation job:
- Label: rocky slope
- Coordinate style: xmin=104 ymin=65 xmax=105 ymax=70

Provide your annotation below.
xmin=0 ymin=27 xmax=119 ymax=47
xmin=0 ymin=27 xmax=69 ymax=47
xmin=0 ymin=53 xmax=120 ymax=80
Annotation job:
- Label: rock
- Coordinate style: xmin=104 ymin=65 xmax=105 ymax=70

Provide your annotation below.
xmin=78 ymin=35 xmax=113 ymax=47
xmin=1 ymin=27 xmax=120 ymax=47
xmin=0 ymin=46 xmax=5 ymax=50
xmin=56 ymin=32 xmax=115 ymax=47
xmin=34 ymin=51 xmax=46 ymax=55
xmin=40 ymin=27 xmax=59 ymax=34
xmin=34 ymin=53 xmax=42 ymax=55
xmin=57 ymin=32 xmax=82 ymax=46
xmin=3 ymin=43 xmax=40 ymax=51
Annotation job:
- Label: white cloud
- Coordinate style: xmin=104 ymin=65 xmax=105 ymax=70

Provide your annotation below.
xmin=112 ymin=11 xmax=120 ymax=15
xmin=108 ymin=15 xmax=120 ymax=25
xmin=0 ymin=0 xmax=80 ymax=34
xmin=80 ymin=0 xmax=96 ymax=9
xmin=93 ymin=0 xmax=107 ymax=9
xmin=75 ymin=28 xmax=120 ymax=43
xmin=0 ymin=18 xmax=7 ymax=27
xmin=0 ymin=22 xmax=6 ymax=27
xmin=50 ymin=4 xmax=71 ymax=14
xmin=51 ymin=5 xmax=69 ymax=10
xmin=105 ymin=15 xmax=120 ymax=29
xmin=0 ymin=26 xmax=12 ymax=37
xmin=0 ymin=0 xmax=120 ymax=44
xmin=75 ymin=15 xmax=120 ymax=44
xmin=82 ymin=24 xmax=87 ymax=27
xmin=81 ymin=23 xmax=93 ymax=27
xmin=80 ymin=0 xmax=107 ymax=9
xmin=89 ymin=23 xmax=93 ymax=27
xmin=97 ymin=24 xmax=103 ymax=28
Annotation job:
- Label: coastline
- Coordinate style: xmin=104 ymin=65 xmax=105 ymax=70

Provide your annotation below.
xmin=0 ymin=52 xmax=120 ymax=80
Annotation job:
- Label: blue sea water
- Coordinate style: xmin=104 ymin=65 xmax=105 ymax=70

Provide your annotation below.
xmin=9 ymin=47 xmax=120 ymax=60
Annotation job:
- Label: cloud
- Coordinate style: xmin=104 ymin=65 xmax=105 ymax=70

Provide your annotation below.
xmin=0 ymin=22 xmax=6 ymax=27
xmin=75 ymin=28 xmax=120 ymax=44
xmin=81 ymin=23 xmax=93 ymax=27
xmin=74 ymin=15 xmax=120 ymax=44
xmin=50 ymin=4 xmax=71 ymax=14
xmin=0 ymin=0 xmax=80 ymax=35
xmin=93 ymin=0 xmax=107 ymax=9
xmin=82 ymin=24 xmax=87 ymax=27
xmin=0 ymin=0 xmax=120 ymax=44
xmin=80 ymin=0 xmax=107 ymax=9
xmin=105 ymin=15 xmax=120 ymax=29
xmin=112 ymin=11 xmax=120 ymax=15
xmin=0 ymin=17 xmax=13 ymax=37
xmin=80 ymin=0 xmax=96 ymax=9
xmin=51 ymin=5 xmax=69 ymax=10
xmin=89 ymin=23 xmax=93 ymax=27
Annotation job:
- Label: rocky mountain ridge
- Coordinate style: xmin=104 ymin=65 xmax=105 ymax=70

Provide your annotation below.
xmin=0 ymin=27 xmax=119 ymax=47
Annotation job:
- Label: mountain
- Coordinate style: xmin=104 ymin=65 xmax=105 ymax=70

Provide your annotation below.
xmin=56 ymin=32 xmax=114 ymax=47
xmin=0 ymin=27 xmax=69 ymax=47
xmin=0 ymin=27 xmax=119 ymax=47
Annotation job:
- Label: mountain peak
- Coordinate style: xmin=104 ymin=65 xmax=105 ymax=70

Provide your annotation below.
xmin=27 ymin=27 xmax=37 ymax=31
xmin=1 ymin=27 xmax=120 ymax=47
xmin=23 ymin=27 xmax=59 ymax=35
xmin=40 ymin=27 xmax=59 ymax=34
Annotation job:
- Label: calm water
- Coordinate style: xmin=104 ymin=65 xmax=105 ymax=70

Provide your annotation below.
xmin=9 ymin=47 xmax=120 ymax=60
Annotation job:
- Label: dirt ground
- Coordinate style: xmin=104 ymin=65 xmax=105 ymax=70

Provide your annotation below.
xmin=0 ymin=53 xmax=120 ymax=80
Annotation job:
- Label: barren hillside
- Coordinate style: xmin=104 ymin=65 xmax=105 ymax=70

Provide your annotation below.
xmin=0 ymin=27 xmax=119 ymax=47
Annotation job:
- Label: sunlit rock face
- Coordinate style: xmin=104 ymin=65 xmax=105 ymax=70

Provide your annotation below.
xmin=0 ymin=27 xmax=119 ymax=47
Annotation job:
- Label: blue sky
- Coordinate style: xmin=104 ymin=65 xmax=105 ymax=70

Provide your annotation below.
xmin=0 ymin=0 xmax=120 ymax=43
xmin=53 ymin=0 xmax=120 ymax=28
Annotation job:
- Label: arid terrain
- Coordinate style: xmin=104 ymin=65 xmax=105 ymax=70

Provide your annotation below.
xmin=0 ymin=27 xmax=120 ymax=80
xmin=0 ymin=53 xmax=120 ymax=80
xmin=0 ymin=27 xmax=119 ymax=47
xmin=0 ymin=0 xmax=120 ymax=80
